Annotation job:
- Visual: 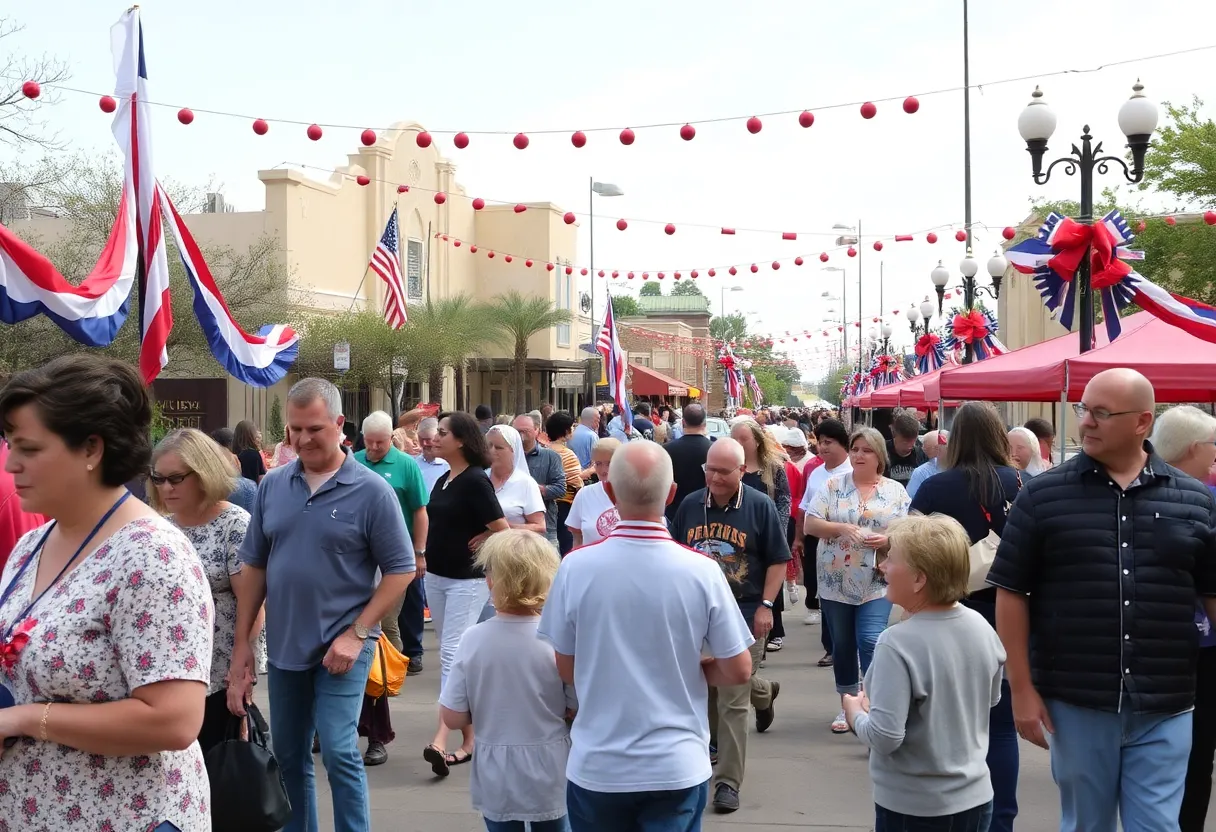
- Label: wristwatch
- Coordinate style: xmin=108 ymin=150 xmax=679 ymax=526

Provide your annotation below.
xmin=761 ymin=599 xmax=775 ymax=609
xmin=352 ymin=622 xmax=370 ymax=640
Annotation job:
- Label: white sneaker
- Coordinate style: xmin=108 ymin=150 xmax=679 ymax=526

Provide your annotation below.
xmin=803 ymin=611 xmax=821 ymax=626
xmin=831 ymin=712 xmax=850 ymax=734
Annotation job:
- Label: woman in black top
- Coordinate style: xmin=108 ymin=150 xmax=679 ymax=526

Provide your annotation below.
xmin=908 ymin=401 xmax=1022 ymax=832
xmin=232 ymin=420 xmax=266 ymax=483
xmin=422 ymin=411 xmax=508 ymax=777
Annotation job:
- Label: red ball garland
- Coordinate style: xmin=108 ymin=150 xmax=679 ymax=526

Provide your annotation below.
xmin=360 ymin=129 xmax=377 ymax=146
xmin=307 ymin=124 xmax=323 ymax=141
xmin=453 ymin=132 xmax=470 ymax=149
xmin=99 ymin=95 xmax=117 ymax=113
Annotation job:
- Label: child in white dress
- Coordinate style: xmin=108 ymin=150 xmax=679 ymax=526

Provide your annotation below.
xmin=439 ymin=529 xmax=575 ymax=832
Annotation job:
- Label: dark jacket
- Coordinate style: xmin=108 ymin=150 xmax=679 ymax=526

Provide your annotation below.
xmin=664 ymin=433 xmax=712 ymax=523
xmin=987 ymin=444 xmax=1216 ymax=714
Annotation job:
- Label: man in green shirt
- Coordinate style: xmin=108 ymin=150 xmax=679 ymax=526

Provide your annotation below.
xmin=353 ymin=411 xmax=430 ymax=766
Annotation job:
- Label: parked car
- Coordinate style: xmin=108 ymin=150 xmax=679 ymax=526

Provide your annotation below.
xmin=706 ymin=417 xmax=729 ymax=438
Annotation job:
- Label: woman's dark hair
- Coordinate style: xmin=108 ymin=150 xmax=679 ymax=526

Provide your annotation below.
xmin=0 ymin=354 xmax=152 ymax=487
xmin=812 ymin=418 xmax=849 ymax=447
xmin=209 ymin=427 xmax=235 ymax=452
xmin=233 ymin=420 xmax=261 ymax=454
xmin=943 ymin=401 xmax=1012 ymax=505
xmin=438 ymin=411 xmax=491 ymax=469
xmin=1023 ymin=417 xmax=1055 ymax=441
xmin=545 ymin=411 xmax=575 ymax=441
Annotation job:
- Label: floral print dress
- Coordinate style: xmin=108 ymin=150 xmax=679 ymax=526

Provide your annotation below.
xmin=173 ymin=504 xmax=266 ymax=695
xmin=0 ymin=516 xmax=215 ymax=832
xmin=808 ymin=472 xmax=911 ymax=605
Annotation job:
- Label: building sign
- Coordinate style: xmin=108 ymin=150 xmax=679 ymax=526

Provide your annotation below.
xmin=151 ymin=378 xmax=229 ymax=436
xmin=553 ymin=371 xmax=583 ymax=388
xmin=334 ymin=341 xmax=351 ymax=371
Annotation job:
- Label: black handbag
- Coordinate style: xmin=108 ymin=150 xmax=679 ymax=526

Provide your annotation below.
xmin=203 ymin=704 xmax=292 ymax=831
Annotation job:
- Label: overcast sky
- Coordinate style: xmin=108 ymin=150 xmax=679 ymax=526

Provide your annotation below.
xmin=7 ymin=0 xmax=1214 ymax=377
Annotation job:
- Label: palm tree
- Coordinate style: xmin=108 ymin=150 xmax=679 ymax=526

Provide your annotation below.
xmin=487 ymin=290 xmax=573 ymax=414
xmin=431 ymin=294 xmax=495 ymax=411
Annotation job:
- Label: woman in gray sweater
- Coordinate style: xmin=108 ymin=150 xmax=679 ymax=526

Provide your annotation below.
xmin=843 ymin=513 xmax=1006 ymax=832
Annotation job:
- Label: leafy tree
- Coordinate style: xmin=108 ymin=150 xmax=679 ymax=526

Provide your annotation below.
xmin=413 ymin=294 xmax=495 ymax=411
xmin=610 ymin=294 xmax=641 ymax=317
xmin=670 ymin=281 xmax=704 ymax=297
xmin=710 ymin=313 xmax=748 ymax=344
xmin=0 ymin=18 xmax=70 ymax=149
xmin=751 ymin=368 xmax=790 ymax=408
xmin=815 ymin=365 xmax=854 ymax=403
xmin=638 ymin=282 xmax=663 ymax=296
xmin=266 ymin=396 xmax=284 ymax=445
xmin=486 ymin=291 xmax=573 ymax=414
xmin=1141 ymin=97 xmax=1216 ymax=205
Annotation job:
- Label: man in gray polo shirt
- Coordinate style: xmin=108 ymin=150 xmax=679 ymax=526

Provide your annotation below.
xmin=229 ymin=378 xmax=415 ymax=832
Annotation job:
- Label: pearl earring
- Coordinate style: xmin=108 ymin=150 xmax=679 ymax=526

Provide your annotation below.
xmin=86 ymin=464 xmax=94 ymax=472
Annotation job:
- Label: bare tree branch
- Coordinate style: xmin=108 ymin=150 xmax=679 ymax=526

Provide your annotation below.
xmin=0 ymin=18 xmax=71 ymax=150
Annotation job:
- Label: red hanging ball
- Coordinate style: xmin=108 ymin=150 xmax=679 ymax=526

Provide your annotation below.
xmin=619 ymin=128 xmax=636 ymax=145
xmin=99 ymin=95 xmax=117 ymax=114
xmin=873 ymin=241 xmax=883 ymax=251
xmin=926 ymin=232 xmax=938 ymax=244
xmin=729 ymin=266 xmax=738 ymax=276
xmin=902 ymin=96 xmax=920 ymax=114
xmin=599 ymin=270 xmax=606 ymax=277
xmin=397 ymin=184 xmax=409 ymax=194
xmin=799 ymin=110 xmax=814 ymax=128
xmin=21 ymin=80 xmax=40 ymax=99
xmin=674 ymin=272 xmax=681 ymax=280
xmin=955 ymin=229 xmax=968 ymax=242
xmin=546 ymin=263 xmax=555 ymax=271
xmin=566 ymin=266 xmax=574 ymax=275
xmin=1136 ymin=220 xmax=1147 ymax=232
xmin=657 ymin=272 xmax=665 ymax=280
xmin=526 ymin=259 xmax=534 ymax=268
xmin=1002 ymin=226 xmax=1016 ymax=240
xmin=680 ymin=124 xmax=696 ymax=141
xmin=513 ymin=133 xmax=530 ymax=150
xmin=434 ymin=192 xmax=447 ymax=205
xmin=505 ymin=255 xmax=513 ymax=263
xmin=360 ymin=129 xmax=377 ymax=146
xmin=177 ymin=108 xmax=194 ymax=125
xmin=416 ymin=131 xmax=432 ymax=148
xmin=691 ymin=270 xmax=699 ymax=278
xmin=581 ymin=268 xmax=588 ymax=276
xmin=252 ymin=118 xmax=269 ymax=135
xmin=571 ymin=131 xmax=587 ymax=148
xmin=746 ymin=116 xmax=762 ymax=134
xmin=470 ymin=245 xmax=478 ymax=253
xmin=819 ymin=252 xmax=829 ymax=262
xmin=453 ymin=240 xmax=461 ymax=247
xmin=356 ymin=175 xmax=370 ymax=186
xmin=488 ymin=251 xmax=495 ymax=258
xmin=472 ymin=198 xmax=486 ymax=210
xmin=563 ymin=212 xmax=576 ymax=225
xmin=453 ymin=132 xmax=470 ymax=149
xmin=642 ymin=272 xmax=650 ymax=280
xmin=708 ymin=268 xmax=716 ymax=277
xmin=664 ymin=223 xmax=676 ymax=235
xmin=750 ymin=264 xmax=759 ymax=273
xmin=307 ymin=124 xmax=323 ymax=141
xmin=442 ymin=235 xmax=448 ymax=241
xmin=1166 ymin=215 xmax=1178 ymax=226
xmin=1205 ymin=211 xmax=1216 ymax=226
xmin=626 ymin=272 xmax=634 ymax=279
xmin=847 ymin=247 xmax=857 ymax=257
xmin=616 ymin=219 xmax=628 ymax=231
xmin=860 ymin=102 xmax=877 ymax=119
xmin=514 ymin=204 xmax=527 ymax=213
xmin=771 ymin=261 xmax=780 ymax=270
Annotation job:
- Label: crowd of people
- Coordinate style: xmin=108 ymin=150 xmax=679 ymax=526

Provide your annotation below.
xmin=1 ymin=356 xmax=1215 ymax=832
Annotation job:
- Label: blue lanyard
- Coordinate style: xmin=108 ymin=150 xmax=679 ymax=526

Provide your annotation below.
xmin=0 ymin=491 xmax=131 ymax=643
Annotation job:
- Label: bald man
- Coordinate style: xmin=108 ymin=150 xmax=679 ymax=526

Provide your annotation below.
xmin=671 ymin=437 xmax=790 ymax=814
xmin=989 ymin=368 xmax=1216 ymax=832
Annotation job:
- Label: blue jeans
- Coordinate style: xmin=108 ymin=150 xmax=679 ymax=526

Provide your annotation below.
xmin=1046 ymin=699 xmax=1193 ymax=832
xmin=397 ymin=573 xmax=426 ymax=663
xmin=485 ymin=818 xmax=571 ymax=832
xmin=819 ymin=596 xmax=892 ymax=695
xmin=268 ymin=640 xmax=376 ymax=832
xmin=874 ymin=800 xmax=992 ymax=831
xmin=965 ymin=595 xmax=1018 ymax=832
xmin=567 ymin=780 xmax=709 ymax=832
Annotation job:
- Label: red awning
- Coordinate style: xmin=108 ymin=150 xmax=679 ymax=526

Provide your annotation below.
xmin=1067 ymin=314 xmax=1216 ymax=402
xmin=628 ymin=363 xmax=689 ymax=397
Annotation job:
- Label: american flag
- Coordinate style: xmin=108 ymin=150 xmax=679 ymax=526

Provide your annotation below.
xmin=369 ymin=208 xmax=408 ymax=328
xmin=596 ymin=294 xmax=630 ymax=419
xmin=747 ymin=372 xmax=764 ymax=405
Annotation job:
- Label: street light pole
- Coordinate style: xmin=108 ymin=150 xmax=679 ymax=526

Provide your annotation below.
xmin=587 ymin=180 xmax=624 ymax=403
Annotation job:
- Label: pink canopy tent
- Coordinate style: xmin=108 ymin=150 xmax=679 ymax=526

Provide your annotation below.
xmin=1066 ymin=313 xmax=1216 ymax=401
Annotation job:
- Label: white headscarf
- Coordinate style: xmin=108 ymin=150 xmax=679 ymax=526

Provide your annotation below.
xmin=486 ymin=424 xmax=531 ymax=482
xmin=1009 ymin=426 xmax=1049 ymax=477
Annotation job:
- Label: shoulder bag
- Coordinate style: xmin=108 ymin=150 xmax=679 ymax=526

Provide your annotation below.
xmin=204 ymin=703 xmax=292 ymax=831
xmin=365 ymin=631 xmax=408 ymax=699
xmin=967 ymin=470 xmax=1022 ymax=593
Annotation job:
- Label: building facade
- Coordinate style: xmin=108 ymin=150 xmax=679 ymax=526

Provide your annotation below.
xmin=617 ymin=295 xmax=719 ymax=410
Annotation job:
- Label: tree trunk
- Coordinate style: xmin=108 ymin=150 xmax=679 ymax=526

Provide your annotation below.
xmin=428 ymin=365 xmax=444 ymax=408
xmin=454 ymin=362 xmax=467 ymax=412
xmin=513 ymin=346 xmax=528 ymax=415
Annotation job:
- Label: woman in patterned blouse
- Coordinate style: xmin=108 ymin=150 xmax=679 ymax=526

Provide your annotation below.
xmin=149 ymin=428 xmax=268 ymax=754
xmin=0 ymin=355 xmax=215 ymax=832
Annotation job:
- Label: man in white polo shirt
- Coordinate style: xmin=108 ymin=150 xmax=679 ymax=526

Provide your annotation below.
xmin=539 ymin=440 xmax=754 ymax=831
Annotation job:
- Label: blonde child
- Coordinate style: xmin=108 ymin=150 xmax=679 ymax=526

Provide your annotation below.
xmin=439 ymin=530 xmax=575 ymax=832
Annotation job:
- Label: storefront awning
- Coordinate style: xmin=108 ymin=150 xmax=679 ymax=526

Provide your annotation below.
xmin=687 ymin=387 xmax=702 ymax=398
xmin=629 ymin=363 xmax=689 ymax=397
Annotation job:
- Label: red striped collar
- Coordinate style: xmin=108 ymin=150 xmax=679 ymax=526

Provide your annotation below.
xmin=607 ymin=520 xmax=672 ymax=541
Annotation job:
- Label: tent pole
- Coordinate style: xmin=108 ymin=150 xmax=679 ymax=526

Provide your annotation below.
xmin=1058 ymin=364 xmax=1069 ymax=464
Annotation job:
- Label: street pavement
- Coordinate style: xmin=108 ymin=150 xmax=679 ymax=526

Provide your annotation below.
xmin=267 ymin=613 xmax=1081 ymax=832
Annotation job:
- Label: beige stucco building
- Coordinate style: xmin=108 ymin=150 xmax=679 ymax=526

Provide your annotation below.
xmin=13 ymin=123 xmax=596 ymax=432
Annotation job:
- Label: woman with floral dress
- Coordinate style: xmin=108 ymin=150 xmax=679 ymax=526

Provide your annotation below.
xmin=149 ymin=428 xmax=268 ymax=754
xmin=0 ymin=355 xmax=214 ymax=832
xmin=805 ymin=426 xmax=910 ymax=735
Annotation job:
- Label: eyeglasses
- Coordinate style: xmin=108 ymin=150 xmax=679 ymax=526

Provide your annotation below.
xmin=149 ymin=471 xmax=194 ymax=487
xmin=702 ymin=463 xmax=740 ymax=477
xmin=1072 ymin=403 xmax=1139 ymax=422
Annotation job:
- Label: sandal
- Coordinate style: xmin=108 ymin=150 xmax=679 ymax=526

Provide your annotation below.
xmin=449 ymin=748 xmax=473 ymax=766
xmin=423 ymin=744 xmax=450 ymax=778
xmin=817 ymin=653 xmax=834 ymax=667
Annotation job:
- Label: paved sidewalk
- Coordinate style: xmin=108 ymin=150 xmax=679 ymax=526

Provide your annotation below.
xmin=283 ymin=620 xmax=1065 ymax=831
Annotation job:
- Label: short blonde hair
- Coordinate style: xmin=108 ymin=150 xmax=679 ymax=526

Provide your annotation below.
xmin=887 ymin=513 xmax=971 ymax=605
xmin=148 ymin=428 xmax=239 ymax=514
xmin=591 ymin=437 xmax=621 ymax=459
xmin=475 ymin=529 xmax=560 ymax=612
xmin=849 ymin=426 xmax=890 ymax=475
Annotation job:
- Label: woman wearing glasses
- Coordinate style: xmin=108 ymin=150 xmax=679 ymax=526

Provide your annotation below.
xmin=149 ymin=428 xmax=267 ymax=754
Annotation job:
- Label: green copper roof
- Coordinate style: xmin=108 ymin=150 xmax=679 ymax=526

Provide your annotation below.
xmin=637 ymin=295 xmax=711 ymax=314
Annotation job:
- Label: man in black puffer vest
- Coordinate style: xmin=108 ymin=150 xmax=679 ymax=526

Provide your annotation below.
xmin=989 ymin=368 xmax=1216 ymax=832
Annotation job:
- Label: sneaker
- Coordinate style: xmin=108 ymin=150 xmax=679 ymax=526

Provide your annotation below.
xmin=766 ymin=637 xmax=783 ymax=652
xmin=407 ymin=657 xmax=423 ymax=676
xmin=423 ymin=607 xmax=432 ymax=624
xmin=803 ymin=611 xmax=821 ymax=625
xmin=712 ymin=782 xmax=740 ymax=813
xmin=363 ymin=741 xmax=388 ymax=766
xmin=831 ymin=712 xmax=850 ymax=734
xmin=756 ymin=681 xmax=780 ymax=733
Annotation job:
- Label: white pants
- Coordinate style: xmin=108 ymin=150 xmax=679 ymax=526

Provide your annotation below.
xmin=424 ymin=572 xmax=490 ymax=696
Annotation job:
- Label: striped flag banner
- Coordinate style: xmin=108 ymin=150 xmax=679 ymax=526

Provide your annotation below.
xmin=596 ymin=294 xmax=630 ymax=419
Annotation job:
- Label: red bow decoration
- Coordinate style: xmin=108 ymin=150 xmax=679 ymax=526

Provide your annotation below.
xmin=952 ymin=309 xmax=989 ymax=344
xmin=915 ymin=333 xmax=941 ymax=357
xmin=1048 ymin=217 xmax=1132 ymax=291
xmin=0 ymin=618 xmax=38 ymax=672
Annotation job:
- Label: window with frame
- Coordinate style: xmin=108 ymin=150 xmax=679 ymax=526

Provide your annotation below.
xmin=556 ymin=270 xmax=571 ymax=346
xmin=407 ymin=239 xmax=424 ymax=299
xmin=652 ymin=350 xmax=674 ymax=370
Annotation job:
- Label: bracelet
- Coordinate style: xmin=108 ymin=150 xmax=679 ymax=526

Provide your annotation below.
xmin=39 ymin=702 xmax=51 ymax=742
